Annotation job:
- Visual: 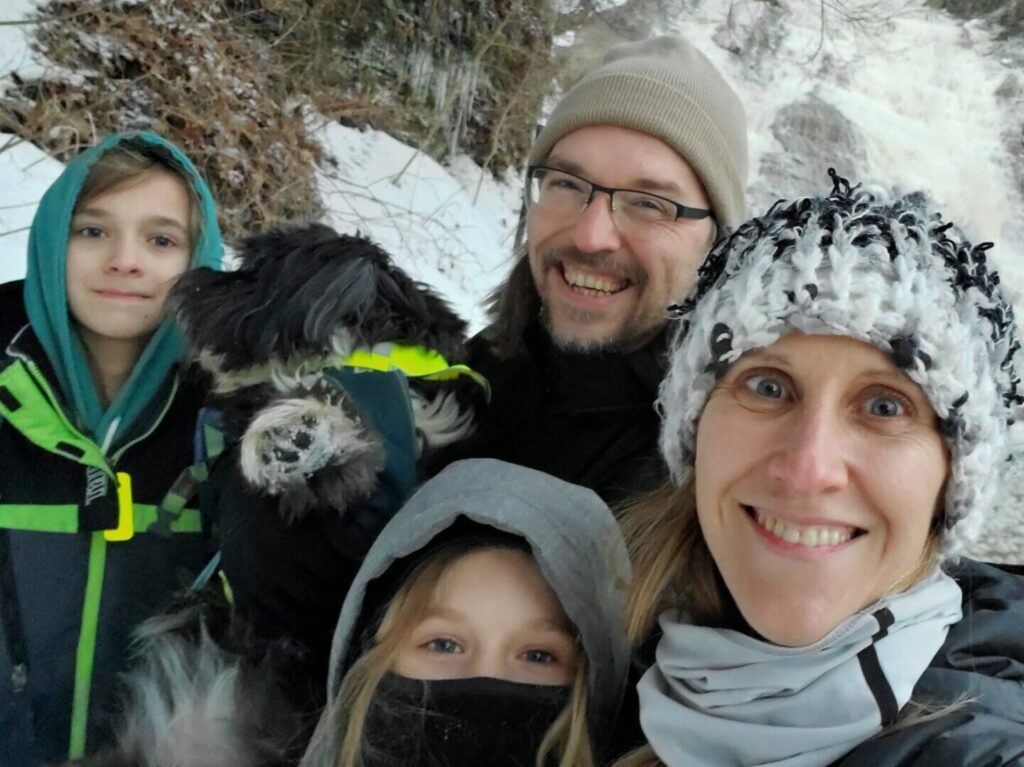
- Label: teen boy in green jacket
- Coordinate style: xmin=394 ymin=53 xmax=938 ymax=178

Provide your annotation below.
xmin=0 ymin=132 xmax=222 ymax=765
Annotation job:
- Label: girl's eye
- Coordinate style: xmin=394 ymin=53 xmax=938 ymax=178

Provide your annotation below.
xmin=424 ymin=638 xmax=462 ymax=655
xmin=76 ymin=226 xmax=104 ymax=238
xmin=865 ymin=394 xmax=906 ymax=418
xmin=744 ymin=374 xmax=787 ymax=400
xmin=522 ymin=649 xmax=555 ymax=664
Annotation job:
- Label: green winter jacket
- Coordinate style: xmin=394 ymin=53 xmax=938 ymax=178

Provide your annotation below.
xmin=0 ymin=132 xmax=223 ymax=766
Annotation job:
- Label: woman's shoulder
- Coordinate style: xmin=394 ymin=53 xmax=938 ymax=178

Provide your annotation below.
xmin=940 ymin=558 xmax=1024 ymax=677
xmin=833 ymin=558 xmax=1024 ymax=767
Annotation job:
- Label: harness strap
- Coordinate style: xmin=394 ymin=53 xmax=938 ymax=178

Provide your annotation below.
xmin=344 ymin=343 xmax=490 ymax=398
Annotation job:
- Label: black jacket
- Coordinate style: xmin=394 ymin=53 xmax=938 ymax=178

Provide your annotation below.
xmin=0 ymin=281 xmax=211 ymax=766
xmin=832 ymin=559 xmax=1024 ymax=767
xmin=426 ymin=321 xmax=668 ymax=506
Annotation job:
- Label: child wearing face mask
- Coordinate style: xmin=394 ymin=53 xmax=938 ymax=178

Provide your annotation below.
xmin=299 ymin=458 xmax=632 ymax=767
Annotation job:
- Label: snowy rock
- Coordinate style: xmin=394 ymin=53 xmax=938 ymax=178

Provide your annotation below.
xmin=753 ymin=95 xmax=867 ymax=208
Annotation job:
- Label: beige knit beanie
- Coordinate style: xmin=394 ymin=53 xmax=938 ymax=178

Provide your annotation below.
xmin=527 ymin=36 xmax=749 ymax=230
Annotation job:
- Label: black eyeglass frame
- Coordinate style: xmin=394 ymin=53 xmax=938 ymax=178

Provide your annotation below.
xmin=527 ymin=165 xmax=713 ymax=222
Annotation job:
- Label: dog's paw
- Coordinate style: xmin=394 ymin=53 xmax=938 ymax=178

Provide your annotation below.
xmin=239 ymin=394 xmax=384 ymax=521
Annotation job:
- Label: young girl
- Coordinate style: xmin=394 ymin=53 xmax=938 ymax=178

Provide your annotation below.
xmin=299 ymin=457 xmax=632 ymax=767
xmin=0 ymin=132 xmax=222 ymax=764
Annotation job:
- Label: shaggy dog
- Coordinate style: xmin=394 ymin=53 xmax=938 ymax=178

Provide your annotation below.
xmin=171 ymin=222 xmax=482 ymax=519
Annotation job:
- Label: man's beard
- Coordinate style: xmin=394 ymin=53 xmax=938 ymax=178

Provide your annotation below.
xmin=540 ymin=302 xmax=663 ymax=353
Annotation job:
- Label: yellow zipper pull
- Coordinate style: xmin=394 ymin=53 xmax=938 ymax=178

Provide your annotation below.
xmin=104 ymin=472 xmax=134 ymax=542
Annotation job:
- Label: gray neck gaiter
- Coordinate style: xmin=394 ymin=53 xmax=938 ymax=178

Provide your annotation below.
xmin=637 ymin=568 xmax=962 ymax=767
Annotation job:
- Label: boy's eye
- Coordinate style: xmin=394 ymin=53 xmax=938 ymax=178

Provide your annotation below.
xmin=522 ymin=649 xmax=555 ymax=664
xmin=150 ymin=235 xmax=177 ymax=248
xmin=744 ymin=374 xmax=787 ymax=399
xmin=424 ymin=638 xmax=462 ymax=655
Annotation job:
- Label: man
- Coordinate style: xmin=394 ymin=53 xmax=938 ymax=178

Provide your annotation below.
xmin=429 ymin=35 xmax=748 ymax=503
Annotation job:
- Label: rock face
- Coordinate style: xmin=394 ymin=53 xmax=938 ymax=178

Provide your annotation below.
xmin=752 ymin=95 xmax=868 ymax=211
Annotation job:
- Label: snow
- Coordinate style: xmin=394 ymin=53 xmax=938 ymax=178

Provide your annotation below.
xmin=648 ymin=0 xmax=1024 ymax=298
xmin=315 ymin=121 xmax=518 ymax=331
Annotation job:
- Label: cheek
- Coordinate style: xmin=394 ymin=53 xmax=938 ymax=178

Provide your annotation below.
xmin=526 ymin=206 xmax=558 ymax=250
xmin=874 ymin=442 xmax=947 ymax=541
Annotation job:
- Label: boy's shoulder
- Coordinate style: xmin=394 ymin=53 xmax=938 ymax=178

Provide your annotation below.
xmin=0 ymin=280 xmax=28 ymax=351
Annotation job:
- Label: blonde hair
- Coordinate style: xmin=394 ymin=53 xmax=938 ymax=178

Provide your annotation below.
xmin=75 ymin=140 xmax=202 ymax=256
xmin=329 ymin=540 xmax=595 ymax=767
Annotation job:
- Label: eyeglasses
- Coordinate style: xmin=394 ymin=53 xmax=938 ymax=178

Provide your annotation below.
xmin=527 ymin=165 xmax=712 ymax=227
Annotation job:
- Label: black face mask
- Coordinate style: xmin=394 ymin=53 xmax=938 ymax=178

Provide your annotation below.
xmin=360 ymin=672 xmax=572 ymax=767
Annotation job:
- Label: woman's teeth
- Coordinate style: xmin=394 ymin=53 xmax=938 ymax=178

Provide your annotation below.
xmin=563 ymin=267 xmax=628 ymax=295
xmin=753 ymin=508 xmax=856 ymax=547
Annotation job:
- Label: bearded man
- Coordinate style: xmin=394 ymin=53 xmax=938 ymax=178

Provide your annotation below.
xmin=428 ymin=35 xmax=749 ymax=504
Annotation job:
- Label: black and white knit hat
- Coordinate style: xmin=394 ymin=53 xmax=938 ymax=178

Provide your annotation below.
xmin=659 ymin=170 xmax=1024 ymax=556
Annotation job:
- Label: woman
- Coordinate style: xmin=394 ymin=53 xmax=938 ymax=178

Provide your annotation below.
xmin=0 ymin=132 xmax=222 ymax=764
xmin=299 ymin=457 xmax=632 ymax=767
xmin=617 ymin=172 xmax=1024 ymax=765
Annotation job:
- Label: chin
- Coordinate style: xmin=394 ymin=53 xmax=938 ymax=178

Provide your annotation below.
xmin=544 ymin=313 xmax=655 ymax=354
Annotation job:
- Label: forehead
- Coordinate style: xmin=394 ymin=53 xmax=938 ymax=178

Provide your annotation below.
xmin=76 ymin=170 xmax=191 ymax=219
xmin=546 ymin=125 xmax=704 ymax=193
xmin=431 ymin=547 xmax=566 ymax=618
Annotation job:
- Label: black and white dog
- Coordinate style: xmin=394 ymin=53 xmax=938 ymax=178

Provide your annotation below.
xmin=173 ymin=222 xmax=482 ymax=519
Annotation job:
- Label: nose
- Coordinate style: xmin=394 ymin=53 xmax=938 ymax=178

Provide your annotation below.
xmin=569 ymin=191 xmax=622 ymax=254
xmin=769 ymin=403 xmax=850 ymax=495
xmin=467 ymin=647 xmax=507 ymax=681
xmin=105 ymin=237 xmax=142 ymax=274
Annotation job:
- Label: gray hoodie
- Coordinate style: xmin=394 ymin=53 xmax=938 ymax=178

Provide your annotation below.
xmin=300 ymin=458 xmax=632 ymax=766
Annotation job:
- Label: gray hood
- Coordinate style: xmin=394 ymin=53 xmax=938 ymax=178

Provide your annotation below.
xmin=305 ymin=458 xmax=631 ymax=764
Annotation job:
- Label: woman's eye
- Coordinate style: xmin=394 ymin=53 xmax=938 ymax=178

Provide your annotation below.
xmin=75 ymin=226 xmax=104 ymax=238
xmin=522 ymin=649 xmax=555 ymax=664
xmin=151 ymin=235 xmax=177 ymax=248
xmin=424 ymin=638 xmax=462 ymax=655
xmin=865 ymin=394 xmax=906 ymax=418
xmin=744 ymin=374 xmax=787 ymax=400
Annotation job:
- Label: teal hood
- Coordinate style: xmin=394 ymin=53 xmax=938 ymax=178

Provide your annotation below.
xmin=23 ymin=132 xmax=223 ymax=450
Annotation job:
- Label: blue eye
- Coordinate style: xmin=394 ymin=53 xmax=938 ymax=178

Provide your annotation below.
xmin=522 ymin=649 xmax=555 ymax=664
xmin=745 ymin=374 xmax=786 ymax=399
xmin=425 ymin=638 xmax=462 ymax=655
xmin=865 ymin=395 xmax=905 ymax=418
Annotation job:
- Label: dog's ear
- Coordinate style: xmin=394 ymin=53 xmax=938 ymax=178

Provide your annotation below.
xmin=364 ymin=262 xmax=470 ymax=364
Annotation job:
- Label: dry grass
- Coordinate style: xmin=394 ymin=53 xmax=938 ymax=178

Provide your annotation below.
xmin=2 ymin=0 xmax=326 ymax=239
xmin=1 ymin=0 xmax=576 ymax=241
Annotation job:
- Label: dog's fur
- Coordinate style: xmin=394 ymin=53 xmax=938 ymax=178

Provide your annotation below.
xmin=169 ymin=223 xmax=481 ymax=518
xmin=69 ymin=589 xmax=310 ymax=767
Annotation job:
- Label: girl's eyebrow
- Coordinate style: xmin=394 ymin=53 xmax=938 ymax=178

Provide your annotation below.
xmin=419 ymin=606 xmax=468 ymax=623
xmin=522 ymin=617 xmax=574 ymax=634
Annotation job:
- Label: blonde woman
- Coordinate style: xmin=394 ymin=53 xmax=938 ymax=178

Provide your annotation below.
xmin=617 ymin=173 xmax=1024 ymax=766
xmin=300 ymin=458 xmax=631 ymax=767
